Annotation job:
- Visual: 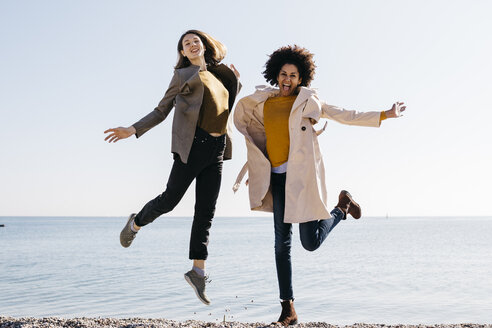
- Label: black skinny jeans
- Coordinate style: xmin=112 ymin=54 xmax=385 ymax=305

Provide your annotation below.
xmin=134 ymin=127 xmax=225 ymax=260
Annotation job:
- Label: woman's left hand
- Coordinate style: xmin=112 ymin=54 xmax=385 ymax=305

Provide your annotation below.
xmin=230 ymin=64 xmax=240 ymax=79
xmin=385 ymin=102 xmax=406 ymax=118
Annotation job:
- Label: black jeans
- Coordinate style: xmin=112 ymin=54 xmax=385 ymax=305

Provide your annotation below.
xmin=134 ymin=127 xmax=226 ymax=260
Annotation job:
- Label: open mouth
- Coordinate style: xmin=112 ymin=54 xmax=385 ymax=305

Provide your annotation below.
xmin=282 ymin=84 xmax=291 ymax=93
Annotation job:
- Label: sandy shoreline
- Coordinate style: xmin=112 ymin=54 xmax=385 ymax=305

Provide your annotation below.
xmin=1 ymin=317 xmax=491 ymax=328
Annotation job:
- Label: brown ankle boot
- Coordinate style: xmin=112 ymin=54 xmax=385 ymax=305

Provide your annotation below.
xmin=336 ymin=190 xmax=362 ymax=219
xmin=273 ymin=300 xmax=298 ymax=326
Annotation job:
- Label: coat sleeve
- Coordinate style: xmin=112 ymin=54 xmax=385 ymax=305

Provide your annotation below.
xmin=320 ymin=101 xmax=381 ymax=127
xmin=132 ymin=70 xmax=181 ymax=137
xmin=233 ymin=98 xmax=248 ymax=135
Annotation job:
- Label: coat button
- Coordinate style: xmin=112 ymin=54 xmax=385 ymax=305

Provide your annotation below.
xmin=301 ymin=126 xmax=306 ymax=131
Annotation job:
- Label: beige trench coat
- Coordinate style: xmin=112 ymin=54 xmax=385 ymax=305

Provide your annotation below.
xmin=233 ymin=85 xmax=382 ymax=223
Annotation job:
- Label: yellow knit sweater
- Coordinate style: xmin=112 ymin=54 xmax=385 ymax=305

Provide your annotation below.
xmin=264 ymin=96 xmax=296 ymax=167
xmin=197 ymin=71 xmax=229 ymax=135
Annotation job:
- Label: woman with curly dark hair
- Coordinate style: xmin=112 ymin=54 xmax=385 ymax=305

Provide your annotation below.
xmin=104 ymin=30 xmax=240 ymax=305
xmin=233 ymin=45 xmax=405 ymax=325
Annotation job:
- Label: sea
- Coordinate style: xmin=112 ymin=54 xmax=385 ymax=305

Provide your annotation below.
xmin=0 ymin=216 xmax=491 ymax=324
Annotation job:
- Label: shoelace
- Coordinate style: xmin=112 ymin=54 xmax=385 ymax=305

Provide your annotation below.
xmin=204 ymin=275 xmax=212 ymax=284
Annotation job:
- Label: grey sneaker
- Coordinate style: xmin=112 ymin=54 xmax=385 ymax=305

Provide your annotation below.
xmin=184 ymin=270 xmax=211 ymax=305
xmin=120 ymin=213 xmax=137 ymax=248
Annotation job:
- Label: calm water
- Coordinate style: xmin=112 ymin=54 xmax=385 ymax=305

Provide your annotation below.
xmin=0 ymin=216 xmax=491 ymax=324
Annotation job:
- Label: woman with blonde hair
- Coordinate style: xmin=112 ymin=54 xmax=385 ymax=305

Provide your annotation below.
xmin=104 ymin=29 xmax=240 ymax=305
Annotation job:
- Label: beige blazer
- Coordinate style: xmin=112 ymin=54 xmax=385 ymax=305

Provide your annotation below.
xmin=233 ymin=86 xmax=381 ymax=223
xmin=133 ymin=64 xmax=240 ymax=163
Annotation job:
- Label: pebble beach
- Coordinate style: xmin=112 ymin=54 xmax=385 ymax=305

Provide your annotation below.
xmin=1 ymin=317 xmax=491 ymax=328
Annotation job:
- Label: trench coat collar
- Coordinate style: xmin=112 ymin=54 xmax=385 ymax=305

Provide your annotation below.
xmin=245 ymin=85 xmax=321 ymax=122
xmin=295 ymin=86 xmax=318 ymax=107
xmin=248 ymin=85 xmax=318 ymax=107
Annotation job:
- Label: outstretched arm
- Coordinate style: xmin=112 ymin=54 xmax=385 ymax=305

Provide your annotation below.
xmin=132 ymin=71 xmax=181 ymax=137
xmin=321 ymin=101 xmax=407 ymax=127
xmin=103 ymin=70 xmax=180 ymax=143
xmin=321 ymin=102 xmax=382 ymax=127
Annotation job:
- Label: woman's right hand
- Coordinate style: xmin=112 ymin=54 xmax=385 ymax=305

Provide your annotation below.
xmin=104 ymin=126 xmax=136 ymax=143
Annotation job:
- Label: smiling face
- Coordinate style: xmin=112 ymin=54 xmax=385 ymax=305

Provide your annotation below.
xmin=180 ymin=33 xmax=205 ymax=61
xmin=277 ymin=63 xmax=302 ymax=97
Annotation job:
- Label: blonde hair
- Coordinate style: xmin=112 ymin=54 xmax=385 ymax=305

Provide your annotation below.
xmin=175 ymin=30 xmax=227 ymax=69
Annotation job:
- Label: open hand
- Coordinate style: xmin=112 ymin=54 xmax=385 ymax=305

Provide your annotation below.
xmin=230 ymin=64 xmax=240 ymax=79
xmin=386 ymin=102 xmax=406 ymax=118
xmin=104 ymin=126 xmax=136 ymax=143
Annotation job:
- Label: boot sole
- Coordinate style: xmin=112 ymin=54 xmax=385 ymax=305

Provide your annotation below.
xmin=272 ymin=319 xmax=298 ymax=326
xmin=120 ymin=214 xmax=137 ymax=248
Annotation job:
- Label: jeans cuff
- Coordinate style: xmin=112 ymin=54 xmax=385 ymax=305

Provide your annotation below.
xmin=331 ymin=207 xmax=345 ymax=220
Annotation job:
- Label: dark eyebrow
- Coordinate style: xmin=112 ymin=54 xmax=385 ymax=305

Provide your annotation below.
xmin=184 ymin=37 xmax=200 ymax=43
xmin=280 ymin=70 xmax=298 ymax=75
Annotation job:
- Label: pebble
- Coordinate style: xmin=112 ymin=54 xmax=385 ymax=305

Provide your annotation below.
xmin=1 ymin=317 xmax=491 ymax=328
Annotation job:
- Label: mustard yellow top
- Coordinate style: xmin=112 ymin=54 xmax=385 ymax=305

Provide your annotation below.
xmin=264 ymin=96 xmax=297 ymax=167
xmin=264 ymin=95 xmax=387 ymax=167
xmin=197 ymin=71 xmax=229 ymax=135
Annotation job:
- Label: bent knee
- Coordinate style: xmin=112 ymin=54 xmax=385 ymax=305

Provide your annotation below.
xmin=154 ymin=191 xmax=182 ymax=212
xmin=300 ymin=240 xmax=320 ymax=252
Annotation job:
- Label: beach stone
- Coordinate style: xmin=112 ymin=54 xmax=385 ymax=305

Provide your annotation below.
xmin=1 ymin=317 xmax=491 ymax=328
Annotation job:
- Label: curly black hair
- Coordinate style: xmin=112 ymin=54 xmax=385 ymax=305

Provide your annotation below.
xmin=262 ymin=45 xmax=316 ymax=87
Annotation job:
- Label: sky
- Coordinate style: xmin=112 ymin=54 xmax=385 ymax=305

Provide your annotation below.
xmin=1 ymin=0 xmax=491 ymax=217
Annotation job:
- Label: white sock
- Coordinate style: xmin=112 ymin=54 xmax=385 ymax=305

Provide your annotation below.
xmin=130 ymin=219 xmax=139 ymax=233
xmin=193 ymin=266 xmax=205 ymax=277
